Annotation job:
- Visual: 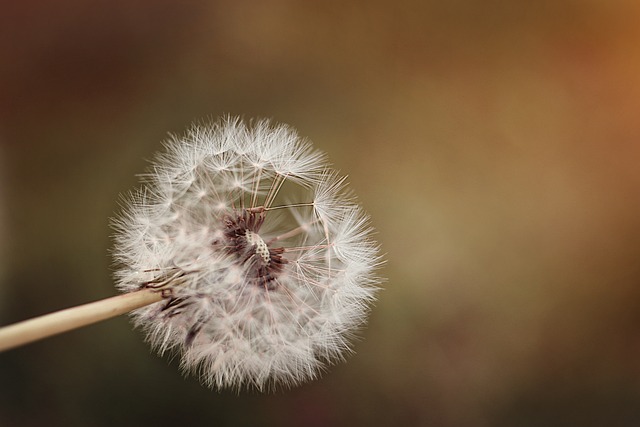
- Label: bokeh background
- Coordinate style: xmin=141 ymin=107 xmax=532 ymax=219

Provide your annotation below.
xmin=3 ymin=1 xmax=640 ymax=426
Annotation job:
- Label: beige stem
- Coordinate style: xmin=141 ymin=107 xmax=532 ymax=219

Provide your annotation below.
xmin=0 ymin=289 xmax=163 ymax=352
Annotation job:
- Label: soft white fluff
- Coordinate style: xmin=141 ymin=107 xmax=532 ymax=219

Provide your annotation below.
xmin=112 ymin=117 xmax=382 ymax=390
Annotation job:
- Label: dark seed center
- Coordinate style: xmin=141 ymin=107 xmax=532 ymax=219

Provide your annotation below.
xmin=220 ymin=210 xmax=288 ymax=289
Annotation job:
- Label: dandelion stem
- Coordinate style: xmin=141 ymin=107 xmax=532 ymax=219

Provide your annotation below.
xmin=0 ymin=289 xmax=163 ymax=352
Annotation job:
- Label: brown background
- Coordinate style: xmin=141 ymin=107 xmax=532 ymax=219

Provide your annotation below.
xmin=2 ymin=1 xmax=640 ymax=426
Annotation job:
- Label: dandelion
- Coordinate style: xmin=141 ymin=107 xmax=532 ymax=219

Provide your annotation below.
xmin=0 ymin=117 xmax=382 ymax=390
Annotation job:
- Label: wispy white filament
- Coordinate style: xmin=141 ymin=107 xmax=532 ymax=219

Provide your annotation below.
xmin=112 ymin=117 xmax=382 ymax=390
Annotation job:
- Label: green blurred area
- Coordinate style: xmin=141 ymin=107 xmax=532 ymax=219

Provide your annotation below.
xmin=3 ymin=1 xmax=640 ymax=425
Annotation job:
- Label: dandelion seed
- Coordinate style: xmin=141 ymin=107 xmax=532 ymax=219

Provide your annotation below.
xmin=112 ymin=117 xmax=382 ymax=390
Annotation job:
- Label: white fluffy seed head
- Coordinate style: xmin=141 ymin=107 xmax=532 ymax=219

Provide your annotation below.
xmin=112 ymin=116 xmax=383 ymax=391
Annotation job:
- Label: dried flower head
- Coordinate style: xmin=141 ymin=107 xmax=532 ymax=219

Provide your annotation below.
xmin=112 ymin=117 xmax=382 ymax=390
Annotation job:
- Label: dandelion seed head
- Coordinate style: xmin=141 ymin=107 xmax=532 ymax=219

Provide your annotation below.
xmin=112 ymin=116 xmax=382 ymax=390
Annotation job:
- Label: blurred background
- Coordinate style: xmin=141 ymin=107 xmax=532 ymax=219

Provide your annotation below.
xmin=2 ymin=0 xmax=640 ymax=425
